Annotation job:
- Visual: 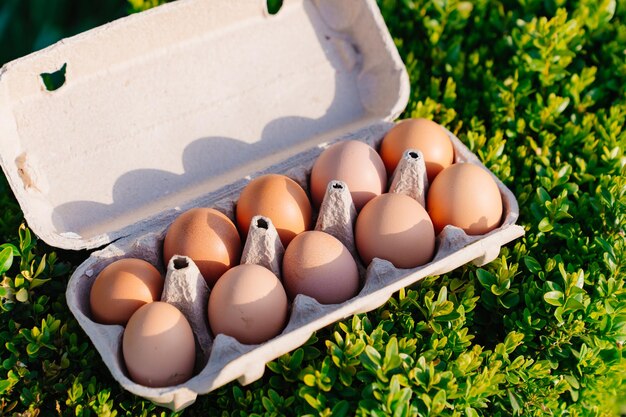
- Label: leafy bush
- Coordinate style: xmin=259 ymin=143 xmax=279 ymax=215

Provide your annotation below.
xmin=1 ymin=0 xmax=625 ymax=416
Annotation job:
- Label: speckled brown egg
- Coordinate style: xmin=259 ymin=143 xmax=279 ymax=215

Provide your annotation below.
xmin=380 ymin=118 xmax=454 ymax=182
xmin=355 ymin=193 xmax=435 ymax=268
xmin=89 ymin=258 xmax=163 ymax=325
xmin=163 ymin=207 xmax=241 ymax=287
xmin=427 ymin=163 xmax=503 ymax=235
xmin=208 ymin=264 xmax=288 ymax=345
xmin=123 ymin=302 xmax=195 ymax=387
xmin=236 ymin=174 xmax=312 ymax=247
xmin=283 ymin=231 xmax=359 ymax=304
xmin=310 ymin=140 xmax=387 ymax=211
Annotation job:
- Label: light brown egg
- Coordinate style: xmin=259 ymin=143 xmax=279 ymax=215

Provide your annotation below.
xmin=380 ymin=118 xmax=454 ymax=182
xmin=283 ymin=231 xmax=359 ymax=304
xmin=310 ymin=140 xmax=387 ymax=211
xmin=163 ymin=207 xmax=241 ymax=287
xmin=208 ymin=264 xmax=288 ymax=344
xmin=355 ymin=193 xmax=435 ymax=268
xmin=236 ymin=174 xmax=312 ymax=247
xmin=89 ymin=258 xmax=163 ymax=325
xmin=122 ymin=302 xmax=195 ymax=387
xmin=427 ymin=163 xmax=503 ymax=235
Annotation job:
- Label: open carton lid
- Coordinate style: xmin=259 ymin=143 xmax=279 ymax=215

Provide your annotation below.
xmin=0 ymin=0 xmax=409 ymax=250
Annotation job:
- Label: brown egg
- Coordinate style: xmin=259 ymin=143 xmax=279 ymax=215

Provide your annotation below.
xmin=89 ymin=258 xmax=163 ymax=325
xmin=208 ymin=264 xmax=288 ymax=344
xmin=356 ymin=193 xmax=435 ymax=268
xmin=283 ymin=231 xmax=359 ymax=304
xmin=310 ymin=140 xmax=387 ymax=211
xmin=236 ymin=174 xmax=312 ymax=247
xmin=163 ymin=207 xmax=241 ymax=287
xmin=123 ymin=302 xmax=195 ymax=387
xmin=427 ymin=163 xmax=503 ymax=235
xmin=380 ymin=118 xmax=454 ymax=182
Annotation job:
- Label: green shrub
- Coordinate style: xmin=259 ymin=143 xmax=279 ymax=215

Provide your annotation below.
xmin=0 ymin=0 xmax=624 ymax=416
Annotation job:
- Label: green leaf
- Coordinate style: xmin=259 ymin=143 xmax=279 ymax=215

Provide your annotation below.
xmin=491 ymin=283 xmax=510 ymax=296
xmin=499 ymin=292 xmax=520 ymax=309
xmin=261 ymin=396 xmax=273 ymax=412
xmin=26 ymin=342 xmax=40 ymax=355
xmin=289 ymin=348 xmax=304 ymax=369
xmin=508 ymin=389 xmax=522 ymax=415
xmin=0 ymin=379 xmax=12 ymax=394
xmin=536 ymin=187 xmax=551 ymax=204
xmin=563 ymin=298 xmax=585 ymax=312
xmin=383 ymin=337 xmax=401 ymax=372
xmin=431 ymin=389 xmax=446 ymax=413
xmin=476 ymin=269 xmax=496 ymax=288
xmin=0 ymin=243 xmax=20 ymax=257
xmin=538 ymin=218 xmax=554 ymax=232
xmin=346 ymin=340 xmax=366 ymax=358
xmin=15 ymin=288 xmax=28 ymax=303
xmin=433 ymin=311 xmax=462 ymax=322
xmin=0 ymin=247 xmax=14 ymax=275
xmin=364 ymin=346 xmax=382 ymax=367
xmin=19 ymin=226 xmax=32 ymax=253
xmin=303 ymin=393 xmax=320 ymax=410
xmin=574 ymin=269 xmax=585 ymax=289
xmin=29 ymin=278 xmax=51 ymax=291
xmin=437 ymin=286 xmax=447 ymax=303
xmin=564 ymin=374 xmax=580 ymax=389
xmin=33 ymin=254 xmax=47 ymax=278
xmin=554 ymin=307 xmax=565 ymax=324
xmin=465 ymin=407 xmax=479 ymax=417
xmin=331 ymin=400 xmax=350 ymax=417
xmin=524 ymin=256 xmax=542 ymax=274
xmin=544 ymin=291 xmax=564 ymax=306
xmin=302 ymin=374 xmax=315 ymax=387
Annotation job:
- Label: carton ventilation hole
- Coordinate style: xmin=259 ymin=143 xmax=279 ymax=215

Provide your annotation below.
xmin=40 ymin=63 xmax=67 ymax=91
xmin=266 ymin=0 xmax=282 ymax=15
xmin=173 ymin=257 xmax=189 ymax=270
xmin=256 ymin=218 xmax=269 ymax=229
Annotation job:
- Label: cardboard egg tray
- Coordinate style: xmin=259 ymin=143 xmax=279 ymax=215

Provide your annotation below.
xmin=0 ymin=0 xmax=524 ymax=411
xmin=65 ymin=123 xmax=523 ymax=410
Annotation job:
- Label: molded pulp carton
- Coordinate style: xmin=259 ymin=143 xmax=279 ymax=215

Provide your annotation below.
xmin=0 ymin=0 xmax=525 ymax=411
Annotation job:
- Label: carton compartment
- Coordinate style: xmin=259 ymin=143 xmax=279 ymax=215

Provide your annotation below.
xmin=66 ymin=122 xmax=524 ymax=411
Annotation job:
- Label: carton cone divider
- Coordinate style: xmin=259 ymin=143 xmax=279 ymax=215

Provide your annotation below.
xmin=389 ymin=149 xmax=429 ymax=206
xmin=314 ymin=180 xmax=358 ymax=259
xmin=163 ymin=255 xmax=212 ymax=369
xmin=241 ymin=216 xmax=284 ymax=279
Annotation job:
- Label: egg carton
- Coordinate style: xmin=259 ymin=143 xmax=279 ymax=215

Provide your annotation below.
xmin=0 ymin=0 xmax=525 ymax=411
xmin=65 ymin=121 xmax=524 ymax=410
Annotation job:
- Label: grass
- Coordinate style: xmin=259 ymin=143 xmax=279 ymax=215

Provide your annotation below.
xmin=1 ymin=0 xmax=625 ymax=416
